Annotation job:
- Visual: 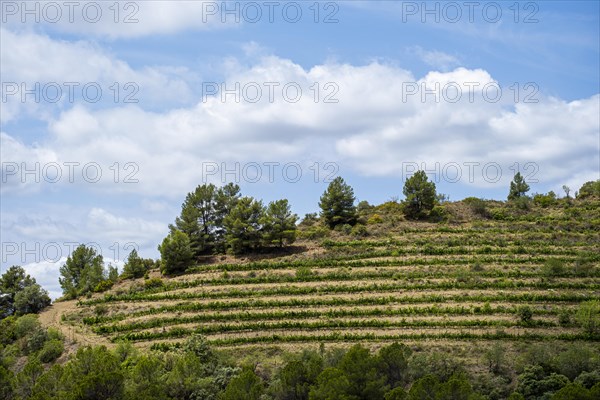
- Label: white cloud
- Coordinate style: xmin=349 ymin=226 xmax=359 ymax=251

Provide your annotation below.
xmin=4 ymin=54 xmax=598 ymax=196
xmin=409 ymin=46 xmax=461 ymax=71
xmin=2 ymin=207 xmax=166 ymax=298
xmin=1 ymin=28 xmax=195 ymax=123
xmin=1 ymin=1 xmax=233 ymax=39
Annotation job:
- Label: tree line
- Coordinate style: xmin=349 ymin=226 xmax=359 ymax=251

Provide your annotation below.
xmin=159 ymin=183 xmax=298 ymax=274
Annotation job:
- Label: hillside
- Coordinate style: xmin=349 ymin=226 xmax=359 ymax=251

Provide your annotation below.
xmin=39 ymin=197 xmax=600 ymax=369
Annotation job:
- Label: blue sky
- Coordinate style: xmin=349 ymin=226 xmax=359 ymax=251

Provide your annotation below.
xmin=1 ymin=1 xmax=599 ymax=297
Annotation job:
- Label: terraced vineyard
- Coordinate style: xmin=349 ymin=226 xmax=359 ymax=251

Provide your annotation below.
xmin=57 ymin=200 xmax=599 ymax=357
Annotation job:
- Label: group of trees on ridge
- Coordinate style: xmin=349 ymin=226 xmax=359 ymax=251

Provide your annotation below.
xmin=159 ymin=183 xmax=298 ymax=274
xmin=2 ymin=175 xmax=598 ymax=301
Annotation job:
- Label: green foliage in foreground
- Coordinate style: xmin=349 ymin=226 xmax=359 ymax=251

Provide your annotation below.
xmin=3 ymin=313 xmax=600 ymax=400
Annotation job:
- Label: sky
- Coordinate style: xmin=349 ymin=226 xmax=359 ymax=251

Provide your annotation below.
xmin=1 ymin=0 xmax=599 ymax=298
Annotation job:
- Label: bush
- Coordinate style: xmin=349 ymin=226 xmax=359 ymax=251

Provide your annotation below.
xmin=576 ymin=300 xmax=600 ymax=336
xmin=144 ymin=278 xmax=165 ymax=290
xmin=13 ymin=284 xmax=51 ymax=315
xmin=14 ymin=315 xmax=41 ymax=339
xmin=298 ymin=226 xmax=330 ymax=240
xmin=367 ymin=214 xmax=383 ymax=224
xmin=94 ymin=280 xmax=114 ymax=293
xmin=558 ymin=309 xmax=571 ymax=327
xmin=512 ymin=196 xmax=532 ymax=211
xmin=336 ymin=224 xmax=353 ymax=235
xmin=25 ymin=328 xmax=48 ymax=354
xmin=38 ymin=339 xmax=64 ymax=363
xmin=159 ymin=230 xmax=194 ymax=275
xmin=94 ymin=304 xmax=109 ymax=316
xmin=517 ymin=306 xmax=533 ymax=324
xmin=533 ymin=192 xmax=557 ymax=208
xmin=351 ymin=224 xmax=368 ymax=237
xmin=542 ymin=259 xmax=565 ymax=277
xmin=296 ymin=267 xmax=314 ymax=280
xmin=429 ymin=206 xmax=448 ymax=222
xmin=463 ymin=197 xmax=490 ymax=218
xmin=577 ymin=180 xmax=600 ymax=199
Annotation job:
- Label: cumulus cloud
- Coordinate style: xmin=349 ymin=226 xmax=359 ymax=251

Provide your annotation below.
xmin=4 ymin=52 xmax=597 ymax=196
xmin=1 ymin=1 xmax=233 ymax=39
xmin=2 ymin=207 xmax=165 ymax=298
xmin=1 ymin=28 xmax=195 ymax=123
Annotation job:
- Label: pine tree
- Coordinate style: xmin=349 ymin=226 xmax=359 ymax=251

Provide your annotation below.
xmin=262 ymin=199 xmax=298 ymax=247
xmin=319 ymin=177 xmax=357 ymax=228
xmin=508 ymin=172 xmax=530 ymax=200
xmin=403 ymin=170 xmax=437 ymax=219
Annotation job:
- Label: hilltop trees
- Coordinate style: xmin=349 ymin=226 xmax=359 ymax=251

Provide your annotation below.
xmin=319 ymin=177 xmax=357 ymax=228
xmin=58 ymin=244 xmax=122 ymax=298
xmin=122 ymin=249 xmax=156 ymax=280
xmin=158 ymin=230 xmax=194 ymax=275
xmin=403 ymin=170 xmax=437 ymax=219
xmin=0 ymin=266 xmax=50 ymax=318
xmin=59 ymin=244 xmax=106 ymax=298
xmin=170 ymin=183 xmax=242 ymax=257
xmin=508 ymin=172 xmax=530 ymax=200
xmin=165 ymin=183 xmax=298 ymax=261
xmin=577 ymin=180 xmax=600 ymax=199
xmin=262 ymin=199 xmax=298 ymax=247
xmin=223 ymin=197 xmax=265 ymax=255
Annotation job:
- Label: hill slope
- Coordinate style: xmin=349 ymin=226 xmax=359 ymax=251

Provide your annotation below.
xmin=39 ymin=199 xmax=600 ymax=364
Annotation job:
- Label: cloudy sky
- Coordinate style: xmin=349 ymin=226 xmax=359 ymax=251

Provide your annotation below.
xmin=1 ymin=1 xmax=598 ymax=298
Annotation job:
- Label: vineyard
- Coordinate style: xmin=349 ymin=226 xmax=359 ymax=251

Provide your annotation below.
xmin=56 ymin=200 xmax=599 ymax=364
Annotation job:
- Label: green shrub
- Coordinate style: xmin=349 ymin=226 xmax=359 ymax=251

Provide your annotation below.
xmin=296 ymin=267 xmax=314 ymax=280
xmin=429 ymin=205 xmax=448 ymax=222
xmin=144 ymin=278 xmax=165 ymax=290
xmin=94 ymin=280 xmax=114 ymax=293
xmin=14 ymin=315 xmax=41 ymax=338
xmin=576 ymin=300 xmax=600 ymax=335
xmin=351 ymin=224 xmax=368 ymax=237
xmin=25 ymin=328 xmax=48 ymax=354
xmin=533 ymin=192 xmax=557 ymax=208
xmin=542 ymin=260 xmax=565 ymax=277
xmin=337 ymin=224 xmax=353 ymax=234
xmin=512 ymin=196 xmax=532 ymax=211
xmin=490 ymin=209 xmax=509 ymax=220
xmin=367 ymin=214 xmax=383 ymax=224
xmin=94 ymin=305 xmax=109 ymax=316
xmin=558 ymin=310 xmax=571 ymax=327
xmin=517 ymin=306 xmax=533 ymax=324
xmin=298 ymin=226 xmax=330 ymax=240
xmin=38 ymin=339 xmax=64 ymax=363
xmin=463 ymin=197 xmax=490 ymax=218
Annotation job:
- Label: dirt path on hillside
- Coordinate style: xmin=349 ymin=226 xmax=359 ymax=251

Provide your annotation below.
xmin=38 ymin=300 xmax=115 ymax=350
